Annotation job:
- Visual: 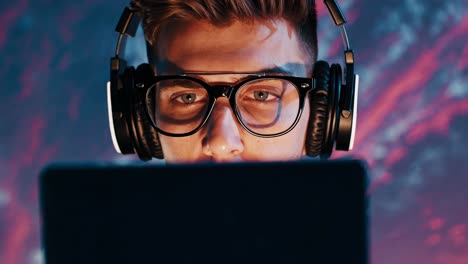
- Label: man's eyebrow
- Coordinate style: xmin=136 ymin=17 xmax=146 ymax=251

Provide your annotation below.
xmin=257 ymin=67 xmax=294 ymax=76
xmin=160 ymin=79 xmax=201 ymax=88
xmin=250 ymin=63 xmax=307 ymax=77
xmin=156 ymin=59 xmax=307 ymax=77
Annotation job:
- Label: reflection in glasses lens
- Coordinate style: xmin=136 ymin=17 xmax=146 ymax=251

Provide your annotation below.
xmin=236 ymin=79 xmax=300 ymax=135
xmin=149 ymin=79 xmax=210 ymax=134
xmin=146 ymin=78 xmax=301 ymax=136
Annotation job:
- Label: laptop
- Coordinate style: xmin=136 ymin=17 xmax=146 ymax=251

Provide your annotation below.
xmin=39 ymin=159 xmax=369 ymax=264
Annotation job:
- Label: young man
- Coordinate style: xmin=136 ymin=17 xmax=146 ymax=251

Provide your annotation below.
xmin=125 ymin=0 xmax=323 ymax=163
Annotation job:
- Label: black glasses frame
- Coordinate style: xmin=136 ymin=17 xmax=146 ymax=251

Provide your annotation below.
xmin=140 ymin=75 xmax=315 ymax=138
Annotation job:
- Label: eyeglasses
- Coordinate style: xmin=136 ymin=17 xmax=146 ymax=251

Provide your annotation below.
xmin=142 ymin=75 xmax=314 ymax=138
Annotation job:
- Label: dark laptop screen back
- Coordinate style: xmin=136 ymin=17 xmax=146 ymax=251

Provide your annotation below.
xmin=39 ymin=160 xmax=368 ymax=264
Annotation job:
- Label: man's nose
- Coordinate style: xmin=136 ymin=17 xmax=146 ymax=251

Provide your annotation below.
xmin=202 ymin=98 xmax=244 ymax=161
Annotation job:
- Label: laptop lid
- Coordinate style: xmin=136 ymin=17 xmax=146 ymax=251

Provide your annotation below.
xmin=39 ymin=160 xmax=369 ymax=264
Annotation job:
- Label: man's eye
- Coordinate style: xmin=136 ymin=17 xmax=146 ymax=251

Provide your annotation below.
xmin=253 ymin=91 xmax=269 ymax=101
xmin=251 ymin=90 xmax=279 ymax=102
xmin=176 ymin=93 xmax=197 ymax=104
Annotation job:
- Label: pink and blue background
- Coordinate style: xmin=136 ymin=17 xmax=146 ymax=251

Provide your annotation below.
xmin=0 ymin=0 xmax=467 ymax=263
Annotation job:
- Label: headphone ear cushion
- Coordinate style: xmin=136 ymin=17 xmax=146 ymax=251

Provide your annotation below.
xmin=133 ymin=97 xmax=164 ymax=160
xmin=306 ymin=61 xmax=330 ymax=157
xmin=132 ymin=64 xmax=164 ymax=160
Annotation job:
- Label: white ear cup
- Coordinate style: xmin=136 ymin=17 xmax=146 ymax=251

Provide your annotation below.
xmin=107 ymin=81 xmax=122 ymax=154
xmin=349 ymin=74 xmax=359 ymax=150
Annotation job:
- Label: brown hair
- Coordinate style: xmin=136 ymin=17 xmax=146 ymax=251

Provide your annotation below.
xmin=130 ymin=0 xmax=317 ymax=61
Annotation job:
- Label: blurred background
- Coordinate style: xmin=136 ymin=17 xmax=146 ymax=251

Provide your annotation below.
xmin=0 ymin=0 xmax=467 ymax=263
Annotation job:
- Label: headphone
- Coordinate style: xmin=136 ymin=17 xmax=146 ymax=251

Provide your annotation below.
xmin=108 ymin=0 xmax=359 ymax=161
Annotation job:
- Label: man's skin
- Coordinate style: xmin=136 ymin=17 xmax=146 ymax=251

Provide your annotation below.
xmin=154 ymin=19 xmax=314 ymax=163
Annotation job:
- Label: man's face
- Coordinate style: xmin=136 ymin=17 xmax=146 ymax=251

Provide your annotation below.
xmin=155 ymin=19 xmax=312 ymax=163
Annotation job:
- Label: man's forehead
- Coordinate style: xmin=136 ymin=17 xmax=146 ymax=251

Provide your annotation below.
xmin=152 ymin=19 xmax=311 ymax=78
xmin=159 ymin=19 xmax=295 ymax=44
